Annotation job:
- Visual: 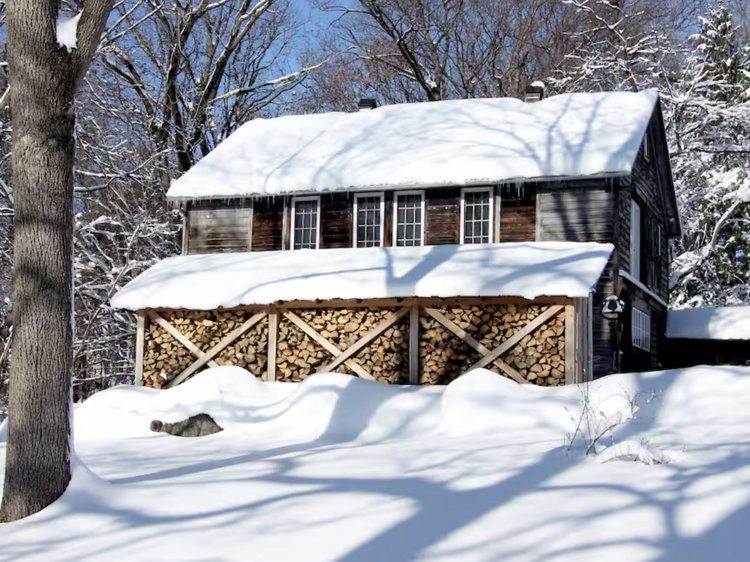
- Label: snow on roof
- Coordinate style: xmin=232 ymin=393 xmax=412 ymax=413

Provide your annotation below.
xmin=166 ymin=90 xmax=659 ymax=201
xmin=667 ymin=306 xmax=750 ymax=340
xmin=111 ymin=242 xmax=613 ymax=311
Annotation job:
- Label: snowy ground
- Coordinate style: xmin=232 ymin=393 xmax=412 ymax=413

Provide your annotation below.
xmin=1 ymin=365 xmax=750 ymax=561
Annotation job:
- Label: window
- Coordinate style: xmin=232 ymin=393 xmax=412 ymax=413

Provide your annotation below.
xmin=461 ymin=187 xmax=493 ymax=244
xmin=632 ymin=308 xmax=651 ymax=351
xmin=393 ymin=191 xmax=424 ymax=246
xmin=643 ymin=131 xmax=651 ymax=161
xmin=630 ymin=200 xmax=642 ymax=281
xmin=354 ymin=193 xmax=384 ymax=248
xmin=291 ymin=196 xmax=320 ymax=250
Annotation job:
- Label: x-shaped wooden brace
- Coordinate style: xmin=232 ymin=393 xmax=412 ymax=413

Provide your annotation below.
xmin=282 ymin=307 xmax=412 ymax=380
xmin=154 ymin=310 xmax=268 ymax=388
xmin=423 ymin=305 xmax=564 ymax=384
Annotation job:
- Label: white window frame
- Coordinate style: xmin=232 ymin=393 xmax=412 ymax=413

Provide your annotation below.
xmin=630 ymin=199 xmax=642 ymax=281
xmin=632 ymin=308 xmax=651 ymax=351
xmin=353 ymin=192 xmax=385 ymax=248
xmin=460 ymin=187 xmax=494 ymax=244
xmin=392 ymin=190 xmax=425 ymax=247
xmin=290 ymin=195 xmax=321 ymax=250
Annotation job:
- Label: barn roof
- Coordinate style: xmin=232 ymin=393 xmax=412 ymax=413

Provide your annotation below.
xmin=166 ymin=90 xmax=659 ymax=202
xmin=111 ymin=242 xmax=614 ymax=311
xmin=667 ymin=306 xmax=750 ymax=341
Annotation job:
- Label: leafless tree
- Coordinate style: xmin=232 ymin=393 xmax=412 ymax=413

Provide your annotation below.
xmin=1 ymin=0 xmax=115 ymax=523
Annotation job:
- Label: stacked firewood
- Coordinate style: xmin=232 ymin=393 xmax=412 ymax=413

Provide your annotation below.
xmin=142 ymin=309 xmax=268 ymax=388
xmin=142 ymin=303 xmax=566 ymax=389
xmin=419 ymin=304 xmax=565 ymax=386
xmin=276 ymin=308 xmax=408 ymax=384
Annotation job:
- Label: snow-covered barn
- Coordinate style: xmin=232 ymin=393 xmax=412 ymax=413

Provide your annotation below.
xmin=112 ymin=86 xmax=679 ymax=387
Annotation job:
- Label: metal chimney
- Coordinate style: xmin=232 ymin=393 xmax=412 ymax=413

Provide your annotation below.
xmin=357 ymin=98 xmax=378 ymax=111
xmin=524 ymin=82 xmax=545 ymax=103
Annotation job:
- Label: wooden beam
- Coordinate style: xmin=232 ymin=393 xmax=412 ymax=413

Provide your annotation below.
xmin=564 ymin=305 xmax=576 ymax=385
xmin=276 ymin=296 xmax=573 ymax=310
xmin=425 ymin=308 xmax=526 ymax=384
xmin=467 ymin=305 xmax=564 ymax=373
xmin=320 ymin=307 xmax=410 ymax=373
xmin=147 ymin=311 xmax=220 ymax=368
xmin=134 ymin=311 xmax=146 ymax=386
xmin=166 ymin=311 xmax=267 ymax=388
xmin=282 ymin=310 xmax=374 ymax=380
xmin=409 ymin=303 xmax=420 ymax=384
xmin=267 ymin=309 xmax=278 ymax=382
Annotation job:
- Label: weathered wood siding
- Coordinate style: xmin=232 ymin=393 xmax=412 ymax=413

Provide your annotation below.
xmin=425 ymin=188 xmax=460 ymax=245
xmin=251 ymin=198 xmax=284 ymax=251
xmin=321 ymin=193 xmax=352 ymax=249
xmin=538 ymin=183 xmax=615 ymax=243
xmin=613 ymin=115 xmax=670 ymax=373
xmin=499 ymin=185 xmax=536 ymax=242
xmin=187 ymin=202 xmax=252 ymax=255
xmin=537 ymin=182 xmax=617 ymax=377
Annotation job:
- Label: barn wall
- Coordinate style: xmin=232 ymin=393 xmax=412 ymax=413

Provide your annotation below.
xmin=663 ymin=338 xmax=750 ymax=369
xmin=140 ymin=300 xmax=571 ymax=388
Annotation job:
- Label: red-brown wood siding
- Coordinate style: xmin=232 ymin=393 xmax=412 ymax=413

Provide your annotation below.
xmin=500 ymin=185 xmax=536 ymax=242
xmin=251 ymin=198 xmax=284 ymax=251
xmin=321 ymin=193 xmax=352 ymax=249
xmin=425 ymin=188 xmax=459 ymax=245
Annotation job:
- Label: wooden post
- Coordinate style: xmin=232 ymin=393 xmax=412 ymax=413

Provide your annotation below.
xmin=134 ymin=310 xmax=146 ymax=386
xmin=409 ymin=302 xmax=420 ymax=384
xmin=267 ymin=309 xmax=278 ymax=381
xmin=564 ymin=304 xmax=576 ymax=385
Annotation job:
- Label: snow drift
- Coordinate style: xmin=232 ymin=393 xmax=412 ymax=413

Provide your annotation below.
xmin=3 ymin=365 xmax=750 ymax=562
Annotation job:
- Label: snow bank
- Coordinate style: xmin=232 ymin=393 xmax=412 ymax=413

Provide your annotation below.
xmin=56 ymin=12 xmax=81 ymax=52
xmin=5 ymin=365 xmax=750 ymax=562
xmin=667 ymin=305 xmax=750 ymax=340
xmin=111 ymin=241 xmax=613 ymax=310
xmin=166 ymin=90 xmax=659 ymax=201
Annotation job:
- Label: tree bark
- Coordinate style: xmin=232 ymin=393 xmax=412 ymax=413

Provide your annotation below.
xmin=1 ymin=0 xmax=114 ymax=523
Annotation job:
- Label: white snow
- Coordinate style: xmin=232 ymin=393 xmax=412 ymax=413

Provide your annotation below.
xmin=166 ymin=90 xmax=659 ymax=201
xmin=3 ymin=364 xmax=750 ymax=561
xmin=667 ymin=306 xmax=750 ymax=340
xmin=110 ymin=241 xmax=614 ymax=311
xmin=55 ymin=12 xmax=81 ymax=52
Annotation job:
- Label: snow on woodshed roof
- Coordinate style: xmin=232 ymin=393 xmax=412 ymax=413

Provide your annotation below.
xmin=111 ymin=242 xmax=614 ymax=311
xmin=667 ymin=306 xmax=750 ymax=340
xmin=166 ymin=90 xmax=659 ymax=201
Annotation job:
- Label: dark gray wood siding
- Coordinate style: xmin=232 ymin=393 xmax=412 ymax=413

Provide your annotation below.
xmin=538 ymin=183 xmax=617 ymax=377
xmin=538 ymin=183 xmax=615 ymax=243
xmin=187 ymin=204 xmax=252 ymax=255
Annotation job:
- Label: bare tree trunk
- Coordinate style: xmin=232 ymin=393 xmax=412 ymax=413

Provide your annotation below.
xmin=1 ymin=0 xmax=114 ymax=523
